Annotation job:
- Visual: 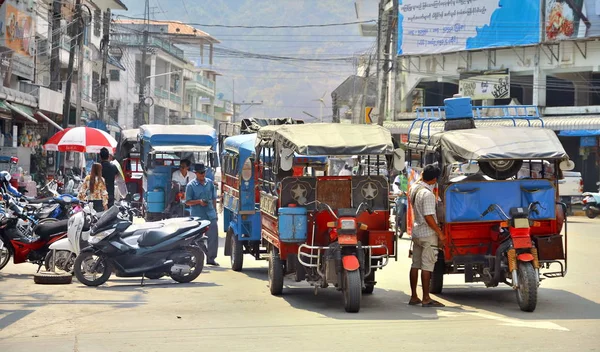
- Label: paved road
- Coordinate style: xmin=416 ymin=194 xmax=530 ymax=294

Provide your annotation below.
xmin=1 ymin=218 xmax=599 ymax=351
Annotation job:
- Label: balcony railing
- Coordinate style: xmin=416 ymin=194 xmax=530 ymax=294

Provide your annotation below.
xmin=111 ymin=33 xmax=185 ymax=61
xmin=195 ymin=74 xmax=215 ymax=90
xmin=194 ymin=110 xmax=214 ymax=122
xmin=154 ymin=87 xmax=170 ymax=99
xmin=170 ymin=93 xmax=182 ymax=104
xmin=185 ymin=79 xmax=215 ymax=97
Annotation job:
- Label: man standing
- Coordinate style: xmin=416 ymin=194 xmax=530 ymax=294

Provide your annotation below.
xmin=165 ymin=159 xmax=195 ymax=214
xmin=100 ymin=147 xmax=118 ymax=208
xmin=408 ymin=164 xmax=445 ymax=307
xmin=186 ymin=163 xmax=219 ymax=266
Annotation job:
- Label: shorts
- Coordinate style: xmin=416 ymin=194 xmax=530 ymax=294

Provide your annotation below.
xmin=411 ymin=235 xmax=439 ymax=272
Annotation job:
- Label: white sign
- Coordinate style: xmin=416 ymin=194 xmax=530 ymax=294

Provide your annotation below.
xmin=459 ymin=74 xmax=510 ymax=100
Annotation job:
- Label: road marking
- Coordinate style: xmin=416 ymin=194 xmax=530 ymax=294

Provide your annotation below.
xmin=413 ymin=310 xmax=569 ymax=331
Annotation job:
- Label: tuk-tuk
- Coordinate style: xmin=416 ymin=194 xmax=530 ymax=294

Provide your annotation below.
xmin=403 ymin=97 xmax=572 ymax=312
xmin=139 ymin=124 xmax=218 ymax=221
xmin=119 ymin=129 xmax=143 ymax=203
xmin=255 ymin=123 xmax=402 ymax=313
xmin=221 ymin=133 xmax=327 ymax=271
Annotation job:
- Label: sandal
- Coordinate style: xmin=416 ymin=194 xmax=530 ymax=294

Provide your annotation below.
xmin=408 ymin=299 xmax=422 ymax=306
xmin=422 ymin=300 xmax=445 ymax=308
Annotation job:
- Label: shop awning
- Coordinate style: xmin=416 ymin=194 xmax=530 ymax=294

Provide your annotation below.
xmin=70 ymin=100 xmax=98 ymax=113
xmin=4 ymin=101 xmax=37 ymax=124
xmin=35 ymin=111 xmax=63 ymax=130
xmin=558 ymin=130 xmax=600 ymax=137
xmin=0 ymin=86 xmax=37 ymax=108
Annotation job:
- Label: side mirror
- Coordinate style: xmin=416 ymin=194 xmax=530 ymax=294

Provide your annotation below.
xmin=132 ymin=193 xmax=141 ymax=202
xmin=393 ymin=148 xmax=406 ymax=171
xmin=280 ymin=148 xmax=294 ymax=171
xmin=559 ymin=160 xmax=575 ymax=171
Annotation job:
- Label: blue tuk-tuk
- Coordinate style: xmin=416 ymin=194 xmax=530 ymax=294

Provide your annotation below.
xmin=221 ymin=133 xmax=327 ymax=271
xmin=139 ymin=124 xmax=218 ymax=221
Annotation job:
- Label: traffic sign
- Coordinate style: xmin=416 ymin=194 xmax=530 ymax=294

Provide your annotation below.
xmin=365 ymin=107 xmax=373 ymax=124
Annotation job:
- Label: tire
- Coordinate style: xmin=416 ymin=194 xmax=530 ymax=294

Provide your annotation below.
xmin=585 ymin=207 xmax=597 ymax=219
xmin=516 ymin=261 xmax=538 ymax=312
xmin=343 ymin=269 xmax=362 ymax=313
xmin=362 ymin=270 xmax=375 ymax=294
xmin=74 ymin=252 xmax=112 ymax=287
xmin=479 ymin=160 xmax=523 ymax=180
xmin=430 ymin=251 xmax=445 ymax=294
xmin=33 ymin=271 xmax=73 ymax=285
xmin=268 ymin=247 xmax=284 ymax=295
xmin=170 ymin=246 xmax=205 ymax=283
xmin=0 ymin=242 xmax=11 ymax=271
xmin=230 ymin=232 xmax=244 ymax=272
xmin=44 ymin=250 xmax=76 ymax=273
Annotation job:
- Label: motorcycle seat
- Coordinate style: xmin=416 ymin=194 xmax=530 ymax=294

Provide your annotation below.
xmin=27 ymin=197 xmax=55 ymax=204
xmin=137 ymin=221 xmax=198 ymax=247
xmin=35 ymin=219 xmax=69 ymax=240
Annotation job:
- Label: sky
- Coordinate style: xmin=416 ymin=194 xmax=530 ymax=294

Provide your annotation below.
xmin=116 ymin=0 xmax=378 ymax=122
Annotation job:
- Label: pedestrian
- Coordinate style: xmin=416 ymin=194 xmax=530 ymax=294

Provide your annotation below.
xmin=77 ymin=162 xmax=109 ymax=212
xmin=99 ymin=147 xmax=118 ymax=208
xmin=407 ymin=164 xmax=446 ymax=307
xmin=185 ymin=162 xmax=219 ymax=266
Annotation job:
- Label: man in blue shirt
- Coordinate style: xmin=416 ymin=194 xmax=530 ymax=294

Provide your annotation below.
xmin=186 ymin=163 xmax=219 ymax=266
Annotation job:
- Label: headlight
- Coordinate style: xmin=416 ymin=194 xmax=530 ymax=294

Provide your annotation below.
xmin=340 ymin=219 xmax=356 ymax=230
xmin=89 ymin=229 xmax=115 ymax=244
xmin=241 ymin=158 xmax=253 ymax=181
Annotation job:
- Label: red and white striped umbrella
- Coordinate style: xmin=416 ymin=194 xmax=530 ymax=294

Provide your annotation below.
xmin=44 ymin=127 xmax=118 ymax=153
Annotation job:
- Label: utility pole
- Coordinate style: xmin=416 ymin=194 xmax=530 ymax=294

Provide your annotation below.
xmin=62 ymin=0 xmax=82 ymax=129
xmin=49 ymin=1 xmax=62 ymax=92
xmin=331 ymin=92 xmax=340 ymax=123
xmin=232 ymin=78 xmax=235 ymax=122
xmin=136 ymin=0 xmax=150 ymax=128
xmin=376 ymin=0 xmax=394 ymax=126
xmin=97 ymin=10 xmax=111 ymax=123
xmin=389 ymin=0 xmax=399 ymax=122
xmin=359 ymin=55 xmax=372 ymax=124
xmin=75 ymin=6 xmax=86 ymax=127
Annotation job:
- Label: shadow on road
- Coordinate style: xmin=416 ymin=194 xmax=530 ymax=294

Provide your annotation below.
xmin=91 ymin=279 xmax=220 ymax=292
xmin=0 ymin=273 xmax=38 ymax=282
xmin=437 ymin=284 xmax=600 ymax=320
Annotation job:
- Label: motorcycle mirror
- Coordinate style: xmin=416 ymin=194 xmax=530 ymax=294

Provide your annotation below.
xmin=132 ymin=193 xmax=141 ymax=202
xmin=393 ymin=148 xmax=406 ymax=171
xmin=559 ymin=160 xmax=575 ymax=171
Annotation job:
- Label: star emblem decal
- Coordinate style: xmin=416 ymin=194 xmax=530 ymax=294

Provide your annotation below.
xmin=291 ymin=184 xmax=307 ymax=204
xmin=361 ymin=182 xmax=378 ymax=200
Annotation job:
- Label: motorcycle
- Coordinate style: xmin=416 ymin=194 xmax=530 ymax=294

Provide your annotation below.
xmin=582 ymin=182 xmax=600 ymax=219
xmin=73 ymin=206 xmax=209 ymax=286
xmin=0 ymin=197 xmax=69 ymax=271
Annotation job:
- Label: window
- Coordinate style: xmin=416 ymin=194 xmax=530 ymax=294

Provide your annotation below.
xmin=109 ymin=70 xmax=120 ymax=81
xmin=223 ymin=152 xmax=239 ymax=177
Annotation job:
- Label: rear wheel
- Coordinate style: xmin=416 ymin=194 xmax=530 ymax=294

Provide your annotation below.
xmin=268 ymin=247 xmax=284 ymax=295
xmin=44 ymin=250 xmax=76 ymax=273
xmin=170 ymin=246 xmax=205 ymax=283
xmin=430 ymin=251 xmax=445 ymax=294
xmin=516 ymin=262 xmax=538 ymax=312
xmin=343 ymin=270 xmax=362 ymax=313
xmin=74 ymin=252 xmax=112 ymax=286
xmin=0 ymin=241 xmax=11 ymax=271
xmin=585 ymin=207 xmax=597 ymax=219
xmin=479 ymin=160 xmax=523 ymax=180
xmin=230 ymin=231 xmax=244 ymax=272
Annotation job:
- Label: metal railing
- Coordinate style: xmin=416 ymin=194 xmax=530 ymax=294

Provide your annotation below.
xmin=111 ymin=33 xmax=185 ymax=60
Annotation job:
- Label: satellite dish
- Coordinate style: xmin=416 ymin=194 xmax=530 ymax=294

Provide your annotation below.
xmin=393 ymin=148 xmax=405 ymax=171
xmin=559 ymin=160 xmax=575 ymax=171
xmin=280 ymin=148 xmax=294 ymax=171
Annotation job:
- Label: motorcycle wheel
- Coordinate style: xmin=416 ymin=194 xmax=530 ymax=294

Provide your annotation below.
xmin=343 ymin=269 xmax=362 ymax=313
xmin=230 ymin=231 xmax=244 ymax=272
xmin=170 ymin=246 xmax=205 ymax=283
xmin=585 ymin=207 xmax=597 ymax=219
xmin=516 ymin=262 xmax=538 ymax=312
xmin=0 ymin=243 xmax=11 ymax=271
xmin=74 ymin=252 xmax=112 ymax=286
xmin=44 ymin=250 xmax=76 ymax=273
xmin=268 ymin=247 xmax=284 ymax=296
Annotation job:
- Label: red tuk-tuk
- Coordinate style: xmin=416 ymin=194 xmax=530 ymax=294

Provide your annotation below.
xmin=256 ymin=123 xmax=403 ymax=312
xmin=403 ymin=97 xmax=571 ymax=312
xmin=119 ymin=129 xmax=143 ymax=203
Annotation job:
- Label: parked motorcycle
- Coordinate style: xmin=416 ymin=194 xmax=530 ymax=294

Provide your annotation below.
xmin=582 ymin=182 xmax=600 ymax=219
xmin=0 ymin=197 xmax=68 ymax=271
xmin=73 ymin=206 xmax=209 ymax=286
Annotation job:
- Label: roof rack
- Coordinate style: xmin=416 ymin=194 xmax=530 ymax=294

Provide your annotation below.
xmin=407 ymin=98 xmax=543 ymax=145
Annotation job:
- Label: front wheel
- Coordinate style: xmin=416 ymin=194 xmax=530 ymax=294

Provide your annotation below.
xmin=170 ymin=246 xmax=205 ymax=283
xmin=585 ymin=207 xmax=597 ymax=219
xmin=343 ymin=270 xmax=362 ymax=313
xmin=74 ymin=252 xmax=112 ymax=286
xmin=45 ymin=250 xmax=76 ymax=273
xmin=516 ymin=262 xmax=538 ymax=312
xmin=0 ymin=241 xmax=11 ymax=271
xmin=230 ymin=231 xmax=244 ymax=272
xmin=268 ymin=247 xmax=284 ymax=295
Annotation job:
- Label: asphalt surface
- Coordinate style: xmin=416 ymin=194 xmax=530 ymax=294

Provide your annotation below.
xmin=0 ymin=217 xmax=599 ymax=351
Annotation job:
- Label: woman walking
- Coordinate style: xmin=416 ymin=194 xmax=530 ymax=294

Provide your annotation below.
xmin=78 ymin=163 xmax=109 ymax=212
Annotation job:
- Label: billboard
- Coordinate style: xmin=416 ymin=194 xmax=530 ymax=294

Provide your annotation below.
xmin=398 ymin=0 xmax=541 ymax=55
xmin=458 ymin=70 xmax=510 ymax=100
xmin=0 ymin=1 xmax=35 ymax=80
xmin=545 ymin=0 xmax=600 ymax=40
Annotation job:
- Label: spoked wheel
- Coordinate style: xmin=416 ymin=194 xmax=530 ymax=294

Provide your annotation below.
xmin=74 ymin=252 xmax=112 ymax=286
xmin=268 ymin=247 xmax=284 ymax=296
xmin=230 ymin=230 xmax=244 ymax=272
xmin=45 ymin=250 xmax=76 ymax=273
xmin=170 ymin=246 xmax=205 ymax=283
xmin=516 ymin=262 xmax=538 ymax=312
xmin=0 ymin=241 xmax=11 ymax=271
xmin=343 ymin=269 xmax=362 ymax=313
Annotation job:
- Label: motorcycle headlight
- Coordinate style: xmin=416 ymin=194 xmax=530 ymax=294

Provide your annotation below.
xmin=89 ymin=229 xmax=115 ymax=244
xmin=340 ymin=219 xmax=356 ymax=230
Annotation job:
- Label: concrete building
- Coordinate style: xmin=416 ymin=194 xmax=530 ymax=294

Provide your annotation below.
xmin=109 ymin=20 xmax=219 ymax=129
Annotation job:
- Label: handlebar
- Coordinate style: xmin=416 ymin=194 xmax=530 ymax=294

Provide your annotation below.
xmin=481 ymin=202 xmax=547 ymax=219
